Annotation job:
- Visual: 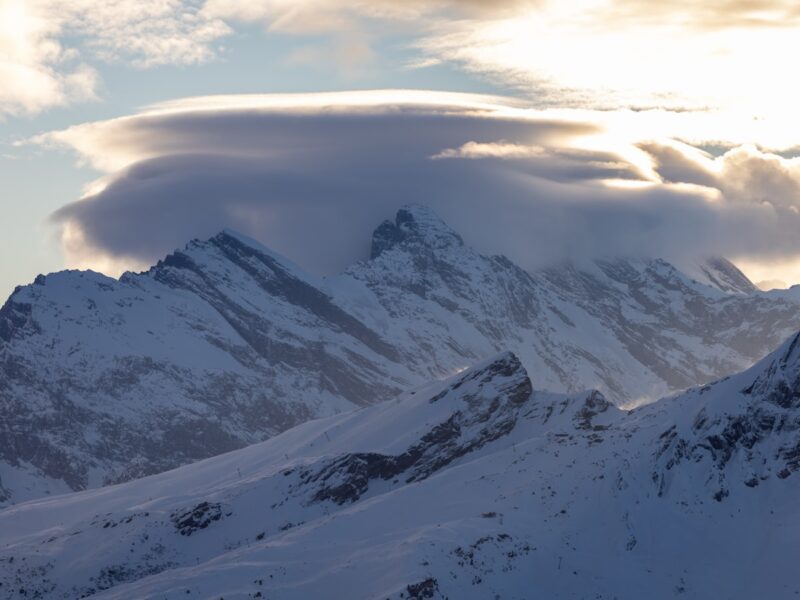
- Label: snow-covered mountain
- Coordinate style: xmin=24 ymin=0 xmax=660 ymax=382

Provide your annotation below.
xmin=1 ymin=204 xmax=799 ymax=505
xmin=0 ymin=230 xmax=415 ymax=506
xmin=349 ymin=207 xmax=800 ymax=400
xmin=2 ymin=340 xmax=799 ymax=599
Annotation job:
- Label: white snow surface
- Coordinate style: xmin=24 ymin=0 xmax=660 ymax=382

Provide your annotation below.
xmin=2 ymin=340 xmax=800 ymax=599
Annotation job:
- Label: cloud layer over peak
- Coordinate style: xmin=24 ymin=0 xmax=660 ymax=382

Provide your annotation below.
xmin=38 ymin=91 xmax=800 ymax=285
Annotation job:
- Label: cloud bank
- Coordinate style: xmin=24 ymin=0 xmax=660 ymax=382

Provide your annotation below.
xmin=37 ymin=91 xmax=800 ymax=284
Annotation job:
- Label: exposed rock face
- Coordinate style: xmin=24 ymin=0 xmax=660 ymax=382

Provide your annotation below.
xmin=1 ymin=204 xmax=799 ymax=505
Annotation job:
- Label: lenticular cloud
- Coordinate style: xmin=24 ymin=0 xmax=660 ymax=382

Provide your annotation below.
xmin=38 ymin=90 xmax=800 ymax=282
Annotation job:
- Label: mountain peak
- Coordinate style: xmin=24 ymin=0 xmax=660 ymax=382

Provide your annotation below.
xmin=699 ymin=257 xmax=757 ymax=294
xmin=370 ymin=204 xmax=463 ymax=259
xmin=429 ymin=351 xmax=532 ymax=409
xmin=675 ymin=256 xmax=758 ymax=294
xmin=216 ymin=228 xmax=266 ymax=249
xmin=141 ymin=227 xmax=312 ymax=288
xmin=211 ymin=228 xmax=306 ymax=272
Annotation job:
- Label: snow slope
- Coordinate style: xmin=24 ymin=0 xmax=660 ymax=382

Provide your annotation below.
xmin=1 ymin=204 xmax=799 ymax=505
xmin=2 ymin=341 xmax=799 ymax=599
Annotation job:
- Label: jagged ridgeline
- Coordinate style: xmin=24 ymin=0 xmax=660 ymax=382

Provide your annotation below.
xmin=1 ymin=205 xmax=799 ymax=504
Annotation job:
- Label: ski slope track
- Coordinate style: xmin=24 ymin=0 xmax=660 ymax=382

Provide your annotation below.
xmin=1 ymin=205 xmax=799 ymax=505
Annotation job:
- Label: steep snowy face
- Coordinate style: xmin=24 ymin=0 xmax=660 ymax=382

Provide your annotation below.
xmin=3 ymin=347 xmax=799 ymax=600
xmin=345 ymin=205 xmax=546 ymax=374
xmin=697 ymin=257 xmax=759 ymax=294
xmin=743 ymin=331 xmax=800 ymax=405
xmin=650 ymin=332 xmax=800 ymax=501
xmin=0 ymin=233 xmax=413 ymax=506
xmin=539 ymin=256 xmax=800 ymax=392
xmin=351 ymin=205 xmax=668 ymax=401
xmin=675 ymin=256 xmax=759 ymax=295
xmin=144 ymin=230 xmax=405 ymax=401
xmin=286 ymin=351 xmax=532 ymax=506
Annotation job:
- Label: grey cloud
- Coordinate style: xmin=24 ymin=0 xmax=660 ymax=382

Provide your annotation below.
xmin=637 ymin=141 xmax=719 ymax=188
xmin=715 ymin=146 xmax=800 ymax=208
xmin=641 ymin=140 xmax=800 ymax=209
xmin=45 ymin=95 xmax=800 ymax=279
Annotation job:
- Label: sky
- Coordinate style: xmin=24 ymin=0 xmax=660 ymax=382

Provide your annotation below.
xmin=3 ymin=0 xmax=800 ymax=299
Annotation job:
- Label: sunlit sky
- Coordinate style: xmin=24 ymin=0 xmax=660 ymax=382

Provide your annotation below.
xmin=3 ymin=0 xmax=800 ymax=299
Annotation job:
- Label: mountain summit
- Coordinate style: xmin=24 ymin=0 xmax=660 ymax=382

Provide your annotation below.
xmin=371 ymin=204 xmax=464 ymax=258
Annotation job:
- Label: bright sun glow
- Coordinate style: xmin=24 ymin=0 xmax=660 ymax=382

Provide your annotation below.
xmin=423 ymin=0 xmax=800 ymax=147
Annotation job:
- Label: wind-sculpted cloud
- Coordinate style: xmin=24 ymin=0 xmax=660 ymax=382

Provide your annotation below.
xmin=37 ymin=91 xmax=800 ymax=284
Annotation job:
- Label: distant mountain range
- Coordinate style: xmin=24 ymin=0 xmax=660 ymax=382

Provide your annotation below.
xmin=2 ymin=204 xmax=799 ymax=505
xmin=2 ymin=333 xmax=799 ymax=598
